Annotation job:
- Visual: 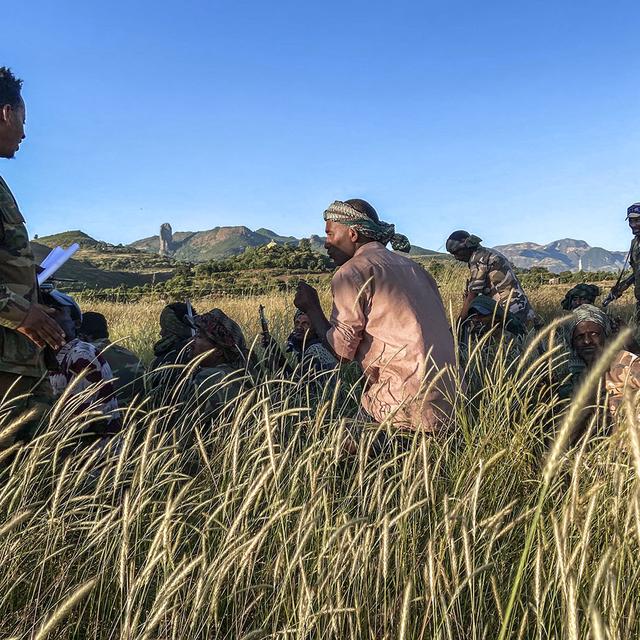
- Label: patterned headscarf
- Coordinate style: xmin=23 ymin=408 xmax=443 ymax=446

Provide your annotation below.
xmin=568 ymin=304 xmax=613 ymax=340
xmin=562 ymin=304 xmax=614 ymax=380
xmin=194 ymin=309 xmax=248 ymax=367
xmin=323 ymin=200 xmax=411 ymax=253
xmin=446 ymin=230 xmax=482 ymax=254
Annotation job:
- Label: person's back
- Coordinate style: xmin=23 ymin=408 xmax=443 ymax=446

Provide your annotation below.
xmin=330 ymin=241 xmax=456 ymax=430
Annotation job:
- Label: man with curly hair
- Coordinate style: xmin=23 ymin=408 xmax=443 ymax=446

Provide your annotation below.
xmin=0 ymin=67 xmax=65 ymax=445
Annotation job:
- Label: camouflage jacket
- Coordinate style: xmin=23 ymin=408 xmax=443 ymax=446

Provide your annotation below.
xmin=466 ymin=246 xmax=534 ymax=324
xmin=90 ymin=338 xmax=145 ymax=405
xmin=0 ymin=175 xmax=45 ymax=377
xmin=628 ymin=237 xmax=640 ymax=301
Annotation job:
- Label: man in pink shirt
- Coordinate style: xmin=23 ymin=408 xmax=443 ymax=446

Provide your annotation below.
xmin=294 ymin=198 xmax=457 ymax=436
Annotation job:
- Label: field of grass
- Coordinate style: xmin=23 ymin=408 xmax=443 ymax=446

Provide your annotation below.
xmin=1 ymin=270 xmax=640 ymax=639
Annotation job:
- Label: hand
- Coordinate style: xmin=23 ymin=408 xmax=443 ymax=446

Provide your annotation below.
xmin=16 ymin=304 xmax=66 ymax=350
xmin=294 ymin=281 xmax=321 ymax=313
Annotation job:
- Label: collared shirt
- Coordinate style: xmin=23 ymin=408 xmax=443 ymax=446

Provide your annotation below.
xmin=467 ymin=246 xmax=534 ymax=324
xmin=0 ymin=175 xmax=45 ymax=377
xmin=326 ymin=242 xmax=456 ymax=431
xmin=49 ymin=338 xmax=121 ymax=435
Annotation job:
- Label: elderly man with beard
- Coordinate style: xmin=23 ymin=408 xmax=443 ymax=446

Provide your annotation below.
xmin=294 ymin=198 xmax=457 ymax=441
xmin=562 ymin=305 xmax=640 ymax=430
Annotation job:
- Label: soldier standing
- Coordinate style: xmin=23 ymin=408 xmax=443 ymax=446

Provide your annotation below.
xmin=606 ymin=203 xmax=640 ymax=319
xmin=0 ymin=67 xmax=65 ymax=445
xmin=446 ymin=230 xmax=536 ymax=326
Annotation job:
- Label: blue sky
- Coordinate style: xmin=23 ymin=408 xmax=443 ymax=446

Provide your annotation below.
xmin=3 ymin=0 xmax=639 ymax=251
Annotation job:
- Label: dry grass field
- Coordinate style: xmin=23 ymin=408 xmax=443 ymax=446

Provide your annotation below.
xmin=1 ymin=267 xmax=639 ymax=639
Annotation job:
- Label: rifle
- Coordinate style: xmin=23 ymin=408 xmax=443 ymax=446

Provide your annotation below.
xmin=602 ymin=250 xmax=633 ymax=308
xmin=258 ymin=305 xmax=269 ymax=336
xmin=185 ymin=300 xmax=196 ymax=337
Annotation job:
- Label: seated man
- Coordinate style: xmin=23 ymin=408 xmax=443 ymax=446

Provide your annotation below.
xmin=79 ymin=311 xmax=145 ymax=405
xmin=189 ymin=309 xmax=250 ymax=416
xmin=446 ymin=230 xmax=536 ymax=326
xmin=562 ymin=304 xmax=640 ymax=429
xmin=560 ymin=284 xmax=600 ymax=311
xmin=295 ymin=198 xmax=457 ymax=434
xmin=262 ymin=309 xmax=338 ymax=376
xmin=459 ymin=294 xmax=525 ymax=365
xmin=45 ymin=291 xmax=121 ymax=438
xmin=150 ymin=302 xmax=197 ymax=369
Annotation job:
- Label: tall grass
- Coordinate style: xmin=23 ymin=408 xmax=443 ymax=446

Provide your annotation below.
xmin=1 ymin=276 xmax=639 ymax=638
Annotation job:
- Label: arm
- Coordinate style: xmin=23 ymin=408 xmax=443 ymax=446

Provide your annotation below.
xmin=0 ymin=284 xmax=65 ymax=349
xmin=459 ymin=290 xmax=479 ymax=320
xmin=295 ymin=273 xmax=367 ymax=362
xmin=611 ymin=274 xmax=635 ymax=297
xmin=294 ymin=282 xmax=333 ymax=352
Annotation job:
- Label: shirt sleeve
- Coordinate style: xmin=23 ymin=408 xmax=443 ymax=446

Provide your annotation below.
xmin=0 ymin=284 xmax=31 ymax=329
xmin=325 ymin=267 xmax=368 ymax=361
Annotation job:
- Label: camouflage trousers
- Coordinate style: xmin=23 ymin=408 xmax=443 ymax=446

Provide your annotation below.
xmin=0 ymin=373 xmax=53 ymax=449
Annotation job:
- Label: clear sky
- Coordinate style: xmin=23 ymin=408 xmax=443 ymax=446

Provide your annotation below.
xmin=3 ymin=0 xmax=639 ymax=251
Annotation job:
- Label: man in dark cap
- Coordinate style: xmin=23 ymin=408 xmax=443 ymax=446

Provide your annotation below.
xmin=561 ymin=284 xmax=600 ymax=311
xmin=446 ymin=230 xmax=535 ymax=326
xmin=606 ymin=203 xmax=640 ymax=319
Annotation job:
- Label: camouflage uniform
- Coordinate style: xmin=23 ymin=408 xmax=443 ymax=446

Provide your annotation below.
xmin=89 ymin=337 xmax=145 ymax=406
xmin=0 ymin=176 xmax=52 ymax=444
xmin=466 ymin=246 xmax=534 ymax=325
xmin=627 ymin=236 xmax=640 ymax=320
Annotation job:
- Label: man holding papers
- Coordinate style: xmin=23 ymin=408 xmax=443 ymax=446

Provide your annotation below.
xmin=0 ymin=67 xmax=65 ymax=445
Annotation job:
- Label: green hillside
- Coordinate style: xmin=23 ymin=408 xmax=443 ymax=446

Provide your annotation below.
xmin=36 ymin=230 xmax=99 ymax=249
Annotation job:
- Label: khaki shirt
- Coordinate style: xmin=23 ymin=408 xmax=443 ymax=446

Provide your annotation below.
xmin=605 ymin=350 xmax=640 ymax=420
xmin=0 ymin=176 xmax=45 ymax=377
xmin=326 ymin=242 xmax=456 ymax=431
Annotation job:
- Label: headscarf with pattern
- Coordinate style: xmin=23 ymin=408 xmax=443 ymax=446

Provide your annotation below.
xmin=194 ymin=309 xmax=248 ymax=367
xmin=323 ymin=200 xmax=411 ymax=253
xmin=563 ymin=304 xmax=614 ymax=380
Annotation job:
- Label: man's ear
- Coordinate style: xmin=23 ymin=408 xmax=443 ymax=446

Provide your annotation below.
xmin=349 ymin=227 xmax=360 ymax=244
xmin=0 ymin=104 xmax=11 ymax=124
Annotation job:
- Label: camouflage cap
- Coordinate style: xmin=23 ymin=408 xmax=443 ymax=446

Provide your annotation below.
xmin=626 ymin=202 xmax=640 ymax=219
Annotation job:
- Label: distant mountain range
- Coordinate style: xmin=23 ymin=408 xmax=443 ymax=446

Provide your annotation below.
xmin=36 ymin=227 xmax=630 ymax=275
xmin=130 ymin=224 xmax=443 ymax=262
xmin=494 ymin=238 xmax=628 ymax=274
